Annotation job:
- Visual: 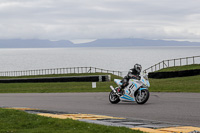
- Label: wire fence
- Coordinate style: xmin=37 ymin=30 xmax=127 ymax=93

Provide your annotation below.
xmin=0 ymin=67 xmax=122 ymax=77
xmin=143 ymin=55 xmax=200 ymax=73
xmin=2 ymin=56 xmax=198 ymax=77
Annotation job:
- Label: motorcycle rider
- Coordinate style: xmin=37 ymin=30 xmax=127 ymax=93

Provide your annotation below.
xmin=117 ymin=64 xmax=142 ymax=95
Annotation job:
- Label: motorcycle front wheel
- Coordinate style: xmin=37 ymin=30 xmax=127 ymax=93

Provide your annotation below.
xmin=135 ymin=89 xmax=149 ymax=104
xmin=109 ymin=90 xmax=120 ymax=104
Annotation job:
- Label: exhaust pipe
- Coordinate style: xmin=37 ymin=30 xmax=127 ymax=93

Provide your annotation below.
xmin=110 ymin=85 xmax=116 ymax=93
xmin=110 ymin=85 xmax=120 ymax=96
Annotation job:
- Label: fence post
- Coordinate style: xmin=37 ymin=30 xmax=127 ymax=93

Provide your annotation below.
xmin=166 ymin=60 xmax=168 ymax=67
xmin=163 ymin=61 xmax=164 ymax=68
xmin=159 ymin=62 xmax=160 ymax=70
xmin=174 ymin=59 xmax=175 ymax=66
xmin=186 ymin=57 xmax=188 ymax=65
xmin=193 ymin=56 xmax=195 ymax=64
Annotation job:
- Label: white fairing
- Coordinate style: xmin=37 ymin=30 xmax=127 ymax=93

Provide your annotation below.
xmin=114 ymin=79 xmax=122 ymax=86
xmin=140 ymin=76 xmax=150 ymax=87
xmin=113 ymin=75 xmax=150 ymax=102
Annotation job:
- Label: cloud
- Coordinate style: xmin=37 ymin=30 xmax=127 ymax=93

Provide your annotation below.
xmin=0 ymin=0 xmax=200 ymax=41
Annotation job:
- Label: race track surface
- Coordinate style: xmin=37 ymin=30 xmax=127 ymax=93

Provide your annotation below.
xmin=0 ymin=92 xmax=199 ymax=127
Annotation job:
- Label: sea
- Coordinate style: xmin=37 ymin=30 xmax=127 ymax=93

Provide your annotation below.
xmin=0 ymin=46 xmax=200 ymax=75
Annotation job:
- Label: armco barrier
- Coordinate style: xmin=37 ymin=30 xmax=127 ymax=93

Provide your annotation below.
xmin=0 ymin=75 xmax=111 ymax=83
xmin=148 ymin=69 xmax=200 ymax=79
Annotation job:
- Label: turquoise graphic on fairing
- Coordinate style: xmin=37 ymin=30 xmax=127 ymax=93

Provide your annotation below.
xmin=109 ymin=73 xmax=150 ymax=104
xmin=132 ymin=82 xmax=137 ymax=88
xmin=139 ymin=88 xmax=146 ymax=91
xmin=121 ymin=94 xmax=135 ymax=101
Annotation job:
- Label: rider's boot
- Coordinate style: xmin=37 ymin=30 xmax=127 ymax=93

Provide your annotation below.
xmin=117 ymin=80 xmax=128 ymax=95
xmin=117 ymin=87 xmax=124 ymax=95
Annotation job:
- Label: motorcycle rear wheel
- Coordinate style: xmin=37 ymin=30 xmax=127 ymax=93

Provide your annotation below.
xmin=109 ymin=90 xmax=120 ymax=104
xmin=135 ymin=89 xmax=149 ymax=104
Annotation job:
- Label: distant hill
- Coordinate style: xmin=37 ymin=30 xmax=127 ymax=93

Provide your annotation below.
xmin=75 ymin=38 xmax=200 ymax=47
xmin=0 ymin=39 xmax=74 ymax=48
xmin=1 ymin=38 xmax=200 ymax=48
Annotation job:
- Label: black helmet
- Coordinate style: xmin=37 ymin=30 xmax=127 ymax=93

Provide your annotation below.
xmin=134 ymin=64 xmax=142 ymax=73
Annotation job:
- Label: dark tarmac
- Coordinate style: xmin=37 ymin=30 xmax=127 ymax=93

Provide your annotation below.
xmin=0 ymin=92 xmax=199 ymax=127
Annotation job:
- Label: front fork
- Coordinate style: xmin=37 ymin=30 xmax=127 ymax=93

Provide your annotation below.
xmin=138 ymin=88 xmax=147 ymax=96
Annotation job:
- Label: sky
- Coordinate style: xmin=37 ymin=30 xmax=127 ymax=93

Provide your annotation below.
xmin=0 ymin=0 xmax=200 ymax=43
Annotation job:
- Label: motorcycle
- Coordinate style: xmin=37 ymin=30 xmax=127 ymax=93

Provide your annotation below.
xmin=109 ymin=74 xmax=150 ymax=104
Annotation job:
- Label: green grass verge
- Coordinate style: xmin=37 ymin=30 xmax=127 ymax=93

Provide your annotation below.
xmin=0 ymin=73 xmax=121 ymax=93
xmin=0 ymin=82 xmax=116 ymax=93
xmin=0 ymin=73 xmax=121 ymax=80
xmin=148 ymin=64 xmax=200 ymax=92
xmin=156 ymin=64 xmax=200 ymax=72
xmin=0 ymin=108 xmax=143 ymax=133
xmin=149 ymin=75 xmax=200 ymax=92
xmin=0 ymin=73 xmax=200 ymax=93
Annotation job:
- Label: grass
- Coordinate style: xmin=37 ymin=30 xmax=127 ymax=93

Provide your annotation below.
xmin=0 ymin=108 xmax=143 ymax=133
xmin=0 ymin=75 xmax=200 ymax=93
xmin=0 ymin=72 xmax=200 ymax=93
xmin=0 ymin=73 xmax=121 ymax=93
xmin=0 ymin=82 xmax=116 ymax=93
xmin=0 ymin=73 xmax=121 ymax=80
xmin=156 ymin=64 xmax=200 ymax=72
xmin=149 ymin=75 xmax=200 ymax=92
xmin=148 ymin=64 xmax=200 ymax=92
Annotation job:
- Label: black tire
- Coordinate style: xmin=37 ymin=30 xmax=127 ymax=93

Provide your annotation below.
xmin=109 ymin=90 xmax=120 ymax=104
xmin=135 ymin=89 xmax=149 ymax=104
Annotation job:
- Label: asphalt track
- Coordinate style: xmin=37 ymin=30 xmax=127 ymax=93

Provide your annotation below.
xmin=0 ymin=92 xmax=199 ymax=127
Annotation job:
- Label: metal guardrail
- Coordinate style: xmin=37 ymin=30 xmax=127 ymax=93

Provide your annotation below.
xmin=0 ymin=67 xmax=122 ymax=77
xmin=144 ymin=56 xmax=200 ymax=73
